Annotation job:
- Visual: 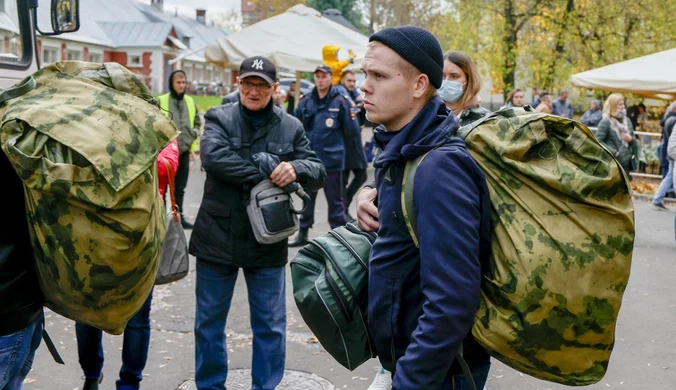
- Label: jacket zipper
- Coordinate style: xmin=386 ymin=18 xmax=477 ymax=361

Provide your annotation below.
xmin=324 ymin=271 xmax=353 ymax=322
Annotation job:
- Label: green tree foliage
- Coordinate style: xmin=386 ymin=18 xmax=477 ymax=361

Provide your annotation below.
xmin=373 ymin=0 xmax=676 ymax=98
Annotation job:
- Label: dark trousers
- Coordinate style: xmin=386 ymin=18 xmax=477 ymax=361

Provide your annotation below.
xmin=300 ymin=171 xmax=347 ymax=229
xmin=342 ymin=169 xmax=367 ymax=212
xmin=175 ymin=152 xmax=191 ymax=213
xmin=75 ymin=291 xmax=153 ymax=390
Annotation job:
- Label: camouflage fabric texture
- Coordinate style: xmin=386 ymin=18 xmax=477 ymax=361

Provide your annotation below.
xmin=0 ymin=61 xmax=178 ymax=334
xmin=403 ymin=106 xmax=634 ymax=385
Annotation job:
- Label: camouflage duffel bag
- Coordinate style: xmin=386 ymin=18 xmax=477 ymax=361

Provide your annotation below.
xmin=402 ymin=106 xmax=634 ymax=385
xmin=0 ymin=61 xmax=177 ymax=334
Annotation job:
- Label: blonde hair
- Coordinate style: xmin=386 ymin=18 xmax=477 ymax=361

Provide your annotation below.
xmin=444 ymin=51 xmax=482 ymax=111
xmin=603 ymin=93 xmax=625 ymax=117
xmin=366 ymin=41 xmax=437 ymax=99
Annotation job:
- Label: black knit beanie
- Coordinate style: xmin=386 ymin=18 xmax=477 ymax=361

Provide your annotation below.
xmin=369 ymin=26 xmax=444 ymax=89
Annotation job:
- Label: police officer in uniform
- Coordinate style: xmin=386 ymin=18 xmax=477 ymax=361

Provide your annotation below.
xmin=290 ymin=65 xmax=360 ymax=246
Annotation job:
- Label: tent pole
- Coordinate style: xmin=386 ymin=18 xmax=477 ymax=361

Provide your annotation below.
xmin=294 ymin=71 xmax=302 ymax=112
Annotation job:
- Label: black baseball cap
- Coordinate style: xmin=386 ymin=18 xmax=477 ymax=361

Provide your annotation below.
xmin=315 ymin=64 xmax=332 ymax=74
xmin=239 ymin=56 xmax=277 ymax=85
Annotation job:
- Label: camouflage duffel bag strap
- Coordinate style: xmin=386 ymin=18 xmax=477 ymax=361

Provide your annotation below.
xmin=459 ymin=106 xmax=634 ymax=385
xmin=0 ymin=61 xmax=178 ymax=334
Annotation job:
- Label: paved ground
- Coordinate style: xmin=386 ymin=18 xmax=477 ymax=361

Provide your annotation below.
xmin=25 ymin=145 xmax=676 ymax=390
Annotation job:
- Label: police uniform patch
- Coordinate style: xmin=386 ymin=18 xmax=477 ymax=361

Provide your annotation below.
xmin=325 ymin=118 xmax=334 ymax=127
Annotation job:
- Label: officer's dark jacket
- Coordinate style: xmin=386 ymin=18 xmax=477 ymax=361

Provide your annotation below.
xmin=344 ymin=89 xmax=368 ymax=171
xmin=294 ymin=86 xmax=360 ymax=172
xmin=189 ymin=101 xmax=325 ymax=268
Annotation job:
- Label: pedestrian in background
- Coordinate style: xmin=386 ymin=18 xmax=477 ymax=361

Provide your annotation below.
xmin=653 ymin=103 xmax=676 ymax=210
xmin=502 ymin=88 xmax=525 ymax=109
xmin=552 ymin=90 xmax=574 ymax=118
xmin=159 ymin=70 xmax=202 ymax=229
xmin=189 ymin=56 xmax=325 ymax=390
xmin=290 ymin=64 xmax=360 ymax=247
xmin=596 ymin=93 xmax=638 ymax=178
xmin=536 ymin=92 xmax=553 ymax=113
xmin=581 ymin=99 xmax=602 ymax=127
xmin=667 ymin=125 xmax=676 ymax=238
xmin=340 ymin=70 xmax=368 ymax=219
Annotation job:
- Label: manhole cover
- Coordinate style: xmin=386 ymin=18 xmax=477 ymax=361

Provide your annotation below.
xmin=177 ymin=369 xmax=334 ymax=390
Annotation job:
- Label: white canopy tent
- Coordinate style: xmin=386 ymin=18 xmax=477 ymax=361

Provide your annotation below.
xmin=205 ymin=4 xmax=368 ymax=109
xmin=570 ymin=48 xmax=676 ymax=100
xmin=205 ymin=4 xmax=368 ymax=71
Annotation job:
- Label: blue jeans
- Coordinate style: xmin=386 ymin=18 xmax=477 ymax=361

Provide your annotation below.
xmin=194 ymin=260 xmax=286 ymax=390
xmin=439 ymin=361 xmax=491 ymax=390
xmin=75 ymin=291 xmax=153 ymax=390
xmin=0 ymin=312 xmax=43 ymax=390
xmin=653 ymin=160 xmax=674 ymax=204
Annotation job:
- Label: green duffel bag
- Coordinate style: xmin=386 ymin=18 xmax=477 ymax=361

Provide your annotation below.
xmin=0 ymin=61 xmax=177 ymax=334
xmin=402 ymin=106 xmax=634 ymax=386
xmin=291 ymin=222 xmax=377 ymax=370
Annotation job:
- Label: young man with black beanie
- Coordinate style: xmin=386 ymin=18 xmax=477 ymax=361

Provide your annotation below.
xmin=357 ymin=26 xmax=492 ymax=389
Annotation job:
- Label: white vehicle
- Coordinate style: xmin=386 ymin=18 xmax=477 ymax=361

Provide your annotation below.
xmin=0 ymin=0 xmax=80 ymax=88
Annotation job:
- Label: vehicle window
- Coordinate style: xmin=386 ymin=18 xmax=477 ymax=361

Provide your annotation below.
xmin=0 ymin=1 xmax=25 ymax=64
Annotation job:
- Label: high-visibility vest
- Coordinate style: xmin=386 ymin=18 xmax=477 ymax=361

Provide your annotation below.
xmin=158 ymin=93 xmax=196 ymax=128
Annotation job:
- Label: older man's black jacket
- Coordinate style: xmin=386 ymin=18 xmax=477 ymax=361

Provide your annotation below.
xmin=189 ymin=101 xmax=325 ymax=268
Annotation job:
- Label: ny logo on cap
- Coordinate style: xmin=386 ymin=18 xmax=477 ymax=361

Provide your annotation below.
xmin=252 ymin=59 xmax=264 ymax=70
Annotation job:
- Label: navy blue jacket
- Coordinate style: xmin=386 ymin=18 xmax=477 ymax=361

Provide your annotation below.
xmin=294 ymin=86 xmax=360 ymax=172
xmin=344 ymin=89 xmax=367 ymax=170
xmin=368 ymin=96 xmax=491 ymax=389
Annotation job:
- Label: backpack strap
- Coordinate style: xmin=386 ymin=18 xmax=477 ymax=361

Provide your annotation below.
xmin=401 ymin=151 xmax=431 ymax=248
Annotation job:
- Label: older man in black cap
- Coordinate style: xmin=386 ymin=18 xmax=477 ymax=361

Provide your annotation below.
xmin=357 ymin=26 xmax=492 ymax=389
xmin=289 ymin=64 xmax=361 ymax=246
xmin=189 ymin=56 xmax=325 ymax=390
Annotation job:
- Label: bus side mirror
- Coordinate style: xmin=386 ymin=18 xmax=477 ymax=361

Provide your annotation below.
xmin=49 ymin=0 xmax=80 ymax=35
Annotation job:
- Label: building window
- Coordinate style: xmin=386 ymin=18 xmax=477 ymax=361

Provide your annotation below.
xmin=43 ymin=47 xmax=58 ymax=64
xmin=195 ymin=67 xmax=203 ymax=82
xmin=127 ymin=53 xmax=142 ymax=67
xmin=206 ymin=68 xmax=213 ymax=82
xmin=67 ymin=49 xmax=82 ymax=60
xmin=88 ymin=52 xmax=102 ymax=63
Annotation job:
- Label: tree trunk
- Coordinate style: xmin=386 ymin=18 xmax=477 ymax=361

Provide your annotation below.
xmin=502 ymin=0 xmax=518 ymax=99
xmin=543 ymin=0 xmax=575 ymax=90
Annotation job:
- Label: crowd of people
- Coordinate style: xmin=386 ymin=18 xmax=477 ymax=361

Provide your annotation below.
xmin=1 ymin=23 xmax=675 ymax=390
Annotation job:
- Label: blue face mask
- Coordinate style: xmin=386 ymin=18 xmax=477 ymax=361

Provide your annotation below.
xmin=437 ymin=80 xmax=466 ymax=104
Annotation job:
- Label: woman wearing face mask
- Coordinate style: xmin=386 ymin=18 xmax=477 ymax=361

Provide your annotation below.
xmin=596 ymin=93 xmax=638 ymax=178
xmin=438 ymin=51 xmax=489 ymax=126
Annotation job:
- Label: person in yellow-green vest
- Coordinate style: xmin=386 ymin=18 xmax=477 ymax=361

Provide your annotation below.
xmin=159 ymin=70 xmax=202 ymax=229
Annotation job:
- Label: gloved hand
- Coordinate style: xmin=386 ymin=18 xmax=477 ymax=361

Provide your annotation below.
xmin=251 ymin=152 xmax=299 ymax=193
